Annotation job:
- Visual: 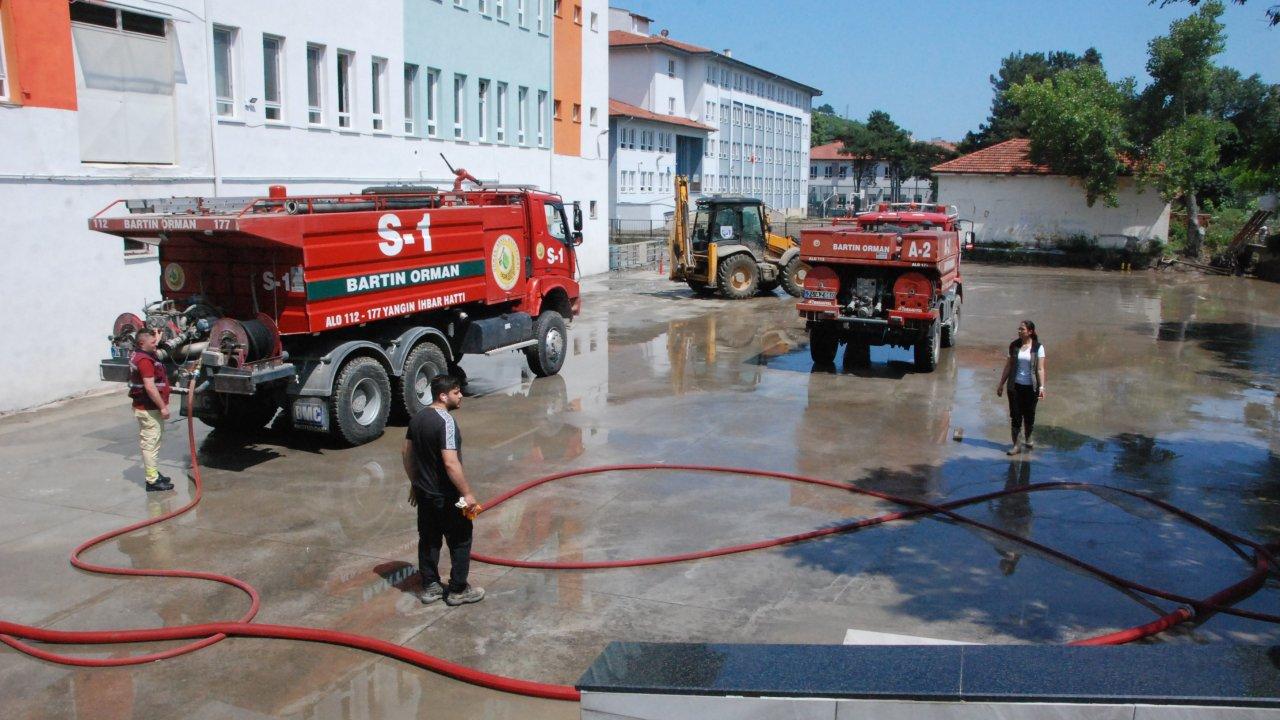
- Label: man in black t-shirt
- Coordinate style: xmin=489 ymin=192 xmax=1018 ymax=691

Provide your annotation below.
xmin=402 ymin=374 xmax=484 ymax=606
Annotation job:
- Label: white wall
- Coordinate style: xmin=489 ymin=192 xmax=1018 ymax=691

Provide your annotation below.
xmin=567 ymin=0 xmax=611 ymax=275
xmin=938 ymin=174 xmax=1171 ymax=246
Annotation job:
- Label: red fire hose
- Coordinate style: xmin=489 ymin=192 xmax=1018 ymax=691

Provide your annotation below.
xmin=1 ymin=385 xmax=1278 ymax=703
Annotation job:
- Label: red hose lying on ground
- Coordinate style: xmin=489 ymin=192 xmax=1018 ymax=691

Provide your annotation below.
xmin=1 ymin=384 xmax=1278 ymax=702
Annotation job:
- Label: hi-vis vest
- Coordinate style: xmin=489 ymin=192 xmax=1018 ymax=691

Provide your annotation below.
xmin=128 ymin=350 xmax=169 ymax=401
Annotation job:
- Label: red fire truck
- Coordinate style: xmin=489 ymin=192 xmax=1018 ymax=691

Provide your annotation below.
xmin=797 ymin=203 xmax=969 ymax=372
xmin=91 ymin=169 xmax=582 ymax=445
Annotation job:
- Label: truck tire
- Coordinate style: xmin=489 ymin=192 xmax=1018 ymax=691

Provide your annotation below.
xmin=809 ymin=324 xmax=838 ymax=365
xmin=397 ymin=342 xmax=448 ymax=419
xmin=843 ymin=340 xmax=871 ymax=368
xmin=331 ymin=356 xmax=391 ymax=446
xmin=781 ymin=257 xmax=807 ymax=298
xmin=914 ymin=321 xmax=941 ymax=372
xmin=525 ymin=310 xmax=567 ymax=377
xmin=717 ymin=254 xmax=759 ymax=299
xmin=941 ymin=303 xmax=960 ymax=348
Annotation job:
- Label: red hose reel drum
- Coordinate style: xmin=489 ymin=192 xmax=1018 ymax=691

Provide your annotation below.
xmin=208 ymin=314 xmax=283 ymax=368
xmin=893 ymin=272 xmax=934 ymax=312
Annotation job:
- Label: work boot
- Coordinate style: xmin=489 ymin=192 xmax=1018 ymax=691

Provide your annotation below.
xmin=444 ymin=585 xmax=485 ymax=606
xmin=1005 ymin=443 xmax=1021 ymax=456
xmin=416 ymin=581 xmax=445 ymax=604
xmin=146 ymin=477 xmax=175 ymax=492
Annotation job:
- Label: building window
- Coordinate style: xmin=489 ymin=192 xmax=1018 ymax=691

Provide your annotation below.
xmin=537 ymin=90 xmax=547 ymax=145
xmin=496 ymin=0 xmax=505 ymax=19
xmin=517 ymin=86 xmax=528 ymax=143
xmin=589 ymin=106 xmax=598 ymax=126
xmin=589 ymin=200 xmax=597 ymax=218
xmin=478 ymin=78 xmax=489 ymax=140
xmin=496 ymin=82 xmax=507 ymax=142
xmin=0 ymin=13 xmax=7 ymax=101
xmin=336 ymin=50 xmax=355 ymax=128
xmin=667 ymin=59 xmax=675 ymax=78
xmin=553 ymin=0 xmax=561 ymax=17
xmin=667 ymin=97 xmax=675 ymax=114
xmin=517 ymin=0 xmax=526 ymax=25
xmin=572 ymin=103 xmax=581 ymax=123
xmin=70 ymin=3 xmax=174 ymax=163
xmin=553 ymin=98 xmax=562 ymax=119
xmin=590 ymin=11 xmax=598 ymax=31
xmin=262 ymin=35 xmax=284 ymax=121
xmin=306 ymin=43 xmax=325 ymax=124
xmin=537 ymin=0 xmax=545 ymax=32
xmin=454 ymin=0 xmax=465 ymax=7
xmin=426 ymin=68 xmax=439 ymax=136
xmin=212 ymin=26 xmax=237 ymax=117
xmin=454 ymin=74 xmax=466 ymax=139
xmin=573 ymin=4 xmax=582 ymax=24
xmin=404 ymin=63 xmax=419 ymax=134
xmin=370 ymin=57 xmax=387 ymax=131
xmin=479 ymin=0 xmax=488 ymax=15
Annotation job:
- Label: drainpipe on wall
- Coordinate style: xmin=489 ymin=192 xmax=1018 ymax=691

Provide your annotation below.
xmin=202 ymin=0 xmax=221 ymax=196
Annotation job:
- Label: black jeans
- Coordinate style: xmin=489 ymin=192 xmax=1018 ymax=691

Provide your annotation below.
xmin=416 ymin=491 xmax=473 ymax=593
xmin=1008 ymin=383 xmax=1039 ymax=442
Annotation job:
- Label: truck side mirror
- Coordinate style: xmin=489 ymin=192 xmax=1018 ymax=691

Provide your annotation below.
xmin=964 ymin=231 xmax=975 ymax=249
xmin=572 ymin=201 xmax=583 ymax=232
xmin=572 ymin=230 xmax=584 ymax=246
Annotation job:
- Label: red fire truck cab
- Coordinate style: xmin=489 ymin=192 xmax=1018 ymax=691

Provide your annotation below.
xmin=797 ymin=203 xmax=970 ymax=372
xmin=91 ymin=173 xmax=583 ymax=445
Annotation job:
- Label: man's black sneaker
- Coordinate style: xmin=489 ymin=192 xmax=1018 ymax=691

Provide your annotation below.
xmin=444 ymin=585 xmax=485 ymax=606
xmin=416 ymin=581 xmax=445 ymax=604
xmin=156 ymin=472 xmax=173 ymax=484
xmin=145 ymin=478 xmax=175 ymax=492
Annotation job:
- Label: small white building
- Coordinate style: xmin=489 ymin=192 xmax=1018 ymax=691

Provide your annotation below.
xmin=934 ymin=139 xmax=1170 ymax=246
xmin=607 ymin=7 xmax=819 ymax=223
xmin=608 ymin=98 xmax=713 ymax=226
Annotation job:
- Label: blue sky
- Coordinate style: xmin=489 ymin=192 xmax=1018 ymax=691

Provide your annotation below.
xmin=618 ymin=0 xmax=1280 ymax=141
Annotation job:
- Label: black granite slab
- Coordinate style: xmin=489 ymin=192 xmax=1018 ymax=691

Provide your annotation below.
xmin=576 ymin=642 xmax=1280 ymax=707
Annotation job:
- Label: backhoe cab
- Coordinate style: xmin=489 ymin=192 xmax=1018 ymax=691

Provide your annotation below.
xmin=668 ymin=176 xmax=805 ymax=299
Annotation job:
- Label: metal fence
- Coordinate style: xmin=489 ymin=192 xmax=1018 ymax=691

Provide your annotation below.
xmin=609 ymin=240 xmax=668 ymax=271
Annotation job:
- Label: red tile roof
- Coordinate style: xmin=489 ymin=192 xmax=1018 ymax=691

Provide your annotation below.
xmin=931 ymin=138 xmax=1051 ymax=175
xmin=609 ymin=30 xmax=710 ymax=54
xmin=608 ymin=99 xmax=715 ymax=132
xmin=808 ymin=141 xmax=872 ymax=161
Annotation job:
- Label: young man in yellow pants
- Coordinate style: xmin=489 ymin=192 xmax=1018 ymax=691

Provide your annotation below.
xmin=129 ymin=328 xmax=174 ymax=491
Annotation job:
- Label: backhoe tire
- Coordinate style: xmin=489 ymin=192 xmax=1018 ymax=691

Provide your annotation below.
xmin=331 ymin=356 xmax=392 ymax=446
xmin=809 ymin=324 xmax=838 ymax=365
xmin=397 ymin=342 xmax=448 ymax=419
xmin=525 ymin=311 xmax=567 ymax=377
xmin=914 ymin=321 xmax=941 ymax=373
xmin=717 ymin=254 xmax=759 ymax=299
xmin=686 ymin=279 xmax=715 ymax=296
xmin=781 ymin=257 xmax=807 ymax=298
xmin=941 ymin=303 xmax=960 ymax=348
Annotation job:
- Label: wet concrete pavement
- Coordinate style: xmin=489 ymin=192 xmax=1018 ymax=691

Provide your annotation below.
xmin=3 ymin=264 xmax=1280 ymax=718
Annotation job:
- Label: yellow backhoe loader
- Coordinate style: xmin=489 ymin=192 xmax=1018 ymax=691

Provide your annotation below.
xmin=668 ymin=175 xmax=807 ymax=299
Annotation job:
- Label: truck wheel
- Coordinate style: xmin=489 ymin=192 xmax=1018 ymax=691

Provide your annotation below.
xmin=717 ymin=254 xmax=759 ymax=299
xmin=781 ymin=257 xmax=807 ymax=298
xmin=941 ymin=303 xmax=960 ymax=348
xmin=914 ymin=322 xmax=941 ymax=372
xmin=331 ymin=356 xmax=391 ymax=446
xmin=525 ymin=311 xmax=567 ymax=377
xmin=843 ymin=340 xmax=871 ymax=368
xmin=809 ymin=324 xmax=838 ymax=365
xmin=397 ymin=342 xmax=448 ymax=419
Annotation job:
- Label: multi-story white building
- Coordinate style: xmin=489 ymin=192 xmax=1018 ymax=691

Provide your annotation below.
xmin=808 ymin=140 xmax=950 ymax=216
xmin=0 ymin=0 xmax=608 ymax=412
xmin=607 ymin=7 xmax=819 ymax=224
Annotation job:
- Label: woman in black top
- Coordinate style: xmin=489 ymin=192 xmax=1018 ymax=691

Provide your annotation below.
xmin=996 ymin=320 xmax=1046 ymax=455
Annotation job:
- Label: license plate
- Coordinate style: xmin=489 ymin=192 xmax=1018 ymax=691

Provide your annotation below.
xmin=292 ymin=398 xmax=329 ymax=431
xmin=803 ymin=290 xmax=836 ymax=301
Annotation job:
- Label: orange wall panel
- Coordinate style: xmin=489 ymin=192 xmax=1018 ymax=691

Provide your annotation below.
xmin=552 ymin=3 xmax=581 ymax=156
xmin=3 ymin=0 xmax=76 ymax=110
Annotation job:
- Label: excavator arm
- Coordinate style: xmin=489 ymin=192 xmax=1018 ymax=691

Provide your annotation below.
xmin=669 ymin=175 xmax=690 ymax=281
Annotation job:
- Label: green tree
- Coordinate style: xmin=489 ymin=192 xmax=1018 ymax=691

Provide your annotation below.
xmin=833 ymin=121 xmax=880 ymax=195
xmin=903 ymin=141 xmax=959 ymax=201
xmin=959 ymin=48 xmax=1102 ymax=153
xmin=865 ymin=110 xmax=913 ymax=200
xmin=1156 ymin=0 xmax=1280 ymax=27
xmin=811 ymin=105 xmax=861 ymax=147
xmin=1138 ymin=0 xmax=1228 ymax=256
xmin=1008 ymin=65 xmax=1133 ymax=207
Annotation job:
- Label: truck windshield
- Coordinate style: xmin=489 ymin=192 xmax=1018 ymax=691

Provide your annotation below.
xmin=545 ymin=204 xmax=568 ymax=241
